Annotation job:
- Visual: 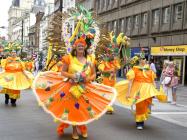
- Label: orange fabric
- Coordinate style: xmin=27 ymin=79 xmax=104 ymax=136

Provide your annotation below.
xmin=0 ymin=88 xmax=20 ymax=99
xmin=74 ymin=37 xmax=87 ymax=47
xmin=34 ymin=71 xmax=115 ymax=124
xmin=136 ymin=98 xmax=152 ymax=115
xmin=57 ymin=123 xmax=87 ymax=136
xmin=25 ymin=61 xmax=33 ymax=72
xmin=99 ymin=59 xmax=120 ymax=87
xmin=62 ymin=55 xmax=71 ymax=65
xmin=57 ymin=123 xmax=69 ymax=136
xmin=99 ymin=60 xmax=120 ymax=71
xmin=102 ymin=77 xmax=115 ymax=87
xmin=5 ymin=57 xmax=23 ymax=72
xmin=133 ymin=67 xmax=154 ymax=83
xmin=78 ymin=125 xmax=87 ymax=134
xmin=136 ymin=98 xmax=152 ymax=122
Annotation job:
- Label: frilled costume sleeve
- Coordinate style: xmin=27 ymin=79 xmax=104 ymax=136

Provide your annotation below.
xmin=126 ymin=69 xmax=135 ymax=80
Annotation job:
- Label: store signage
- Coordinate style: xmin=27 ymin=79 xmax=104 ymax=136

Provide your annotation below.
xmin=151 ymin=45 xmax=187 ymax=56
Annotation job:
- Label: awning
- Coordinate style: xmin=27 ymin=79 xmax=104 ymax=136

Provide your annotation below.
xmin=151 ymin=45 xmax=187 ymax=56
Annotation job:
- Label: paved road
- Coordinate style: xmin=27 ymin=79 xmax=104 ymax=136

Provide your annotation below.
xmin=0 ymin=89 xmax=187 ymax=140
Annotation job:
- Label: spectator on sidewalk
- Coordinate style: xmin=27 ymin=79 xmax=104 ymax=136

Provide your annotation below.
xmin=150 ymin=59 xmax=157 ymax=74
xmin=161 ymin=61 xmax=175 ymax=103
xmin=170 ymin=71 xmax=179 ymax=105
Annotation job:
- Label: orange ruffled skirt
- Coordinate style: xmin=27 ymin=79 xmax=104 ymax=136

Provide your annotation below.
xmin=33 ymin=71 xmax=117 ymax=125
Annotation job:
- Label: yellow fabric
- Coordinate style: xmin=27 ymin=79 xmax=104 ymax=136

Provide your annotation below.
xmin=67 ymin=55 xmax=91 ymax=76
xmin=0 ymin=88 xmax=20 ymax=99
xmin=115 ymin=67 xmax=167 ymax=106
xmin=126 ymin=69 xmax=135 ymax=80
xmin=1 ymin=59 xmax=7 ymax=68
xmin=46 ymin=42 xmax=53 ymax=67
xmin=0 ymin=71 xmax=33 ymax=90
xmin=136 ymin=112 xmax=149 ymax=122
xmin=98 ymin=63 xmax=105 ymax=71
xmin=0 ymin=57 xmax=34 ymax=90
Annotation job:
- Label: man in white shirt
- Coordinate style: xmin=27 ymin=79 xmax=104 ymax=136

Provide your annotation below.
xmin=150 ymin=59 xmax=157 ymax=74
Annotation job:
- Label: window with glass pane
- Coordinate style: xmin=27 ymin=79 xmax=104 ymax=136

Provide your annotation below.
xmin=163 ymin=7 xmax=170 ymax=24
xmin=104 ymin=0 xmax=107 ymax=9
xmin=142 ymin=12 xmax=148 ymax=27
xmin=134 ymin=15 xmax=139 ymax=29
xmin=174 ymin=4 xmax=183 ymax=22
xmin=108 ymin=22 xmax=112 ymax=31
xmin=120 ymin=19 xmax=124 ymax=32
xmin=152 ymin=9 xmax=160 ymax=25
xmin=127 ymin=17 xmax=132 ymax=31
xmin=100 ymin=0 xmax=103 ymax=11
xmin=113 ymin=21 xmax=117 ymax=34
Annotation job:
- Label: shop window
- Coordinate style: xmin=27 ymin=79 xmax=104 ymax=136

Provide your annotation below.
xmin=152 ymin=9 xmax=160 ymax=26
xmin=141 ymin=12 xmax=148 ymax=28
xmin=162 ymin=7 xmax=170 ymax=24
xmin=134 ymin=15 xmax=139 ymax=29
xmin=174 ymin=3 xmax=183 ymax=22
xmin=126 ymin=17 xmax=132 ymax=31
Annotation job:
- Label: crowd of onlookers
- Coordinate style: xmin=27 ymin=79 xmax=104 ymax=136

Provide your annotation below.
xmin=149 ymin=59 xmax=179 ymax=105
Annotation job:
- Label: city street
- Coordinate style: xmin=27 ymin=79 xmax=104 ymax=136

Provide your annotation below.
xmin=0 ymin=88 xmax=187 ymax=140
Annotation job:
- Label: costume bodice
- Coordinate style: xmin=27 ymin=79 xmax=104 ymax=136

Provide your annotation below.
xmin=98 ymin=59 xmax=120 ymax=72
xmin=127 ymin=66 xmax=155 ymax=83
xmin=63 ymin=55 xmax=91 ymax=76
xmin=5 ymin=57 xmax=24 ymax=72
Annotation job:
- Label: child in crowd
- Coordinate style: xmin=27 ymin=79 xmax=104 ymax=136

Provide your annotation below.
xmin=170 ymin=71 xmax=179 ymax=105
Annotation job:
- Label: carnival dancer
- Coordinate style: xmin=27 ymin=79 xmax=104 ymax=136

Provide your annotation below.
xmin=33 ymin=37 xmax=117 ymax=139
xmin=115 ymin=56 xmax=167 ymax=130
xmin=98 ymin=52 xmax=120 ymax=114
xmin=0 ymin=49 xmax=33 ymax=107
xmin=97 ymin=32 xmax=130 ymax=114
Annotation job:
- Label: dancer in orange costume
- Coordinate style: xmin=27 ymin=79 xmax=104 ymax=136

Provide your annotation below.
xmin=115 ymin=56 xmax=166 ymax=130
xmin=33 ymin=37 xmax=117 ymax=139
xmin=0 ymin=50 xmax=33 ymax=106
xmin=98 ymin=57 xmax=120 ymax=114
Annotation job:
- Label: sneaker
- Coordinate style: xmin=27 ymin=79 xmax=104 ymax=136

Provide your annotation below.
xmin=72 ymin=134 xmax=79 ymax=140
xmin=171 ymin=102 xmax=176 ymax=105
xmin=82 ymin=133 xmax=88 ymax=138
xmin=136 ymin=126 xmax=143 ymax=130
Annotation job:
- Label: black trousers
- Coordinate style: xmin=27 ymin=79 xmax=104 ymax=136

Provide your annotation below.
xmin=136 ymin=122 xmax=144 ymax=127
xmin=5 ymin=94 xmax=16 ymax=104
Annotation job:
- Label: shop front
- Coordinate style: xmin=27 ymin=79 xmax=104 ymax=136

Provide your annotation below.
xmin=131 ymin=47 xmax=149 ymax=59
xmin=151 ymin=45 xmax=187 ymax=85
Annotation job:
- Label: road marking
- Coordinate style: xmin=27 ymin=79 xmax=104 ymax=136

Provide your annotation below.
xmin=152 ymin=112 xmax=187 ymax=115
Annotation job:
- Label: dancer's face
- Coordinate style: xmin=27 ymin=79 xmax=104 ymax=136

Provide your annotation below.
xmin=76 ymin=43 xmax=85 ymax=54
xmin=140 ymin=59 xmax=146 ymax=66
xmin=11 ymin=51 xmax=17 ymax=58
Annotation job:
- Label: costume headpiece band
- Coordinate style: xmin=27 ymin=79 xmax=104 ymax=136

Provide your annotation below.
xmin=74 ymin=37 xmax=87 ymax=47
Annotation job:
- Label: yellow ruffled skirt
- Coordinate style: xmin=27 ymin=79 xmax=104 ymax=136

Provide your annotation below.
xmin=115 ymin=80 xmax=167 ymax=106
xmin=0 ymin=71 xmax=33 ymax=90
xmin=115 ymin=80 xmax=166 ymax=122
